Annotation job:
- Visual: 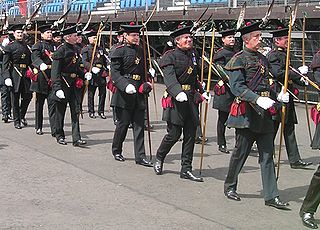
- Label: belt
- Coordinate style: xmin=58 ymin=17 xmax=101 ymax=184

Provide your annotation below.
xmin=95 ymin=64 xmax=103 ymax=68
xmin=124 ymin=74 xmax=141 ymax=81
xmin=256 ymin=91 xmax=270 ymax=97
xmin=47 ymin=65 xmax=52 ymax=69
xmin=62 ymin=73 xmax=77 ymax=78
xmin=181 ymin=84 xmax=191 ymax=91
xmin=80 ymin=64 xmax=84 ymax=68
xmin=14 ymin=64 xmax=27 ymax=69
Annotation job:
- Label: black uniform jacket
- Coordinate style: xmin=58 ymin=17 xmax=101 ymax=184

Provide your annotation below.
xmin=159 ymin=47 xmax=205 ymax=127
xmin=310 ymin=50 xmax=320 ymax=85
xmin=212 ymin=45 xmax=236 ymax=112
xmin=225 ymin=47 xmax=275 ymax=133
xmin=267 ymin=47 xmax=304 ymax=124
xmin=0 ymin=45 xmax=5 ymax=86
xmin=110 ymin=43 xmax=146 ymax=110
xmin=81 ymin=44 xmax=108 ymax=86
xmin=51 ymin=42 xmax=85 ymax=103
xmin=30 ymin=40 xmax=54 ymax=94
xmin=2 ymin=40 xmax=32 ymax=93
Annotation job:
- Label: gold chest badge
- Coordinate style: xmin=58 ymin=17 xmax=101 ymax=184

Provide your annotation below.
xmin=135 ymin=57 xmax=140 ymax=65
xmin=260 ymin=65 xmax=265 ymax=74
xmin=21 ymin=53 xmax=26 ymax=59
xmin=72 ymin=56 xmax=77 ymax=64
xmin=187 ymin=66 xmax=193 ymax=74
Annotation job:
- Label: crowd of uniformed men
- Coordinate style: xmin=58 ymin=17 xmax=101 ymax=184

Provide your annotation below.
xmin=0 ymin=17 xmax=319 ymax=229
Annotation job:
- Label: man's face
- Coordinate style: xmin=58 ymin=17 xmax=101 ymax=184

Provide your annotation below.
xmin=245 ymin=31 xmax=262 ymax=51
xmin=41 ymin=30 xmax=53 ymax=41
xmin=0 ymin=34 xmax=8 ymax=43
xmin=175 ymin=33 xmax=193 ymax=50
xmin=117 ymin=34 xmax=124 ymax=43
xmin=13 ymin=30 xmax=23 ymax=41
xmin=88 ymin=35 xmax=97 ymax=44
xmin=65 ymin=33 xmax=78 ymax=45
xmin=222 ymin=35 xmax=235 ymax=47
xmin=275 ymin=36 xmax=288 ymax=49
xmin=125 ymin=32 xmax=140 ymax=45
xmin=76 ymin=35 xmax=82 ymax=44
xmin=53 ymin=36 xmax=62 ymax=43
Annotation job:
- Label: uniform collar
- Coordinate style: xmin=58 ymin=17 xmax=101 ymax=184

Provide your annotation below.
xmin=223 ymin=45 xmax=234 ymax=52
xmin=276 ymin=46 xmax=285 ymax=52
xmin=243 ymin=46 xmax=258 ymax=55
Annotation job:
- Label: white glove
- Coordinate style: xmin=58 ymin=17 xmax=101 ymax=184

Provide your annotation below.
xmin=55 ymin=90 xmax=65 ymax=99
xmin=92 ymin=67 xmax=100 ymax=74
xmin=4 ymin=78 xmax=12 ymax=87
xmin=85 ymin=72 xmax=92 ymax=81
xmin=125 ymin=84 xmax=136 ymax=94
xmin=202 ymin=92 xmax=211 ymax=103
xmin=39 ymin=63 xmax=48 ymax=71
xmin=201 ymin=82 xmax=206 ymax=90
xmin=167 ymin=41 xmax=173 ymax=47
xmin=149 ymin=68 xmax=155 ymax=78
xmin=175 ymin=92 xmax=188 ymax=102
xmin=256 ymin=96 xmax=275 ymax=110
xmin=277 ymin=88 xmax=289 ymax=103
xmin=300 ymin=77 xmax=309 ymax=86
xmin=298 ymin=65 xmax=308 ymax=75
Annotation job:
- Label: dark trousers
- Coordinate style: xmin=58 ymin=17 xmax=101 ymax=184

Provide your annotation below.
xmin=300 ymin=164 xmax=320 ymax=214
xmin=217 ymin=110 xmax=229 ymax=146
xmin=47 ymin=94 xmax=56 ymax=136
xmin=12 ymin=85 xmax=32 ymax=126
xmin=87 ymin=84 xmax=106 ymax=114
xmin=35 ymin=92 xmax=55 ymax=134
xmin=0 ymin=85 xmax=12 ymax=116
xmin=55 ymin=97 xmax=81 ymax=142
xmin=224 ymin=128 xmax=279 ymax=201
xmin=156 ymin=122 xmax=197 ymax=173
xmin=273 ymin=120 xmax=301 ymax=163
xmin=112 ymin=107 xmax=146 ymax=161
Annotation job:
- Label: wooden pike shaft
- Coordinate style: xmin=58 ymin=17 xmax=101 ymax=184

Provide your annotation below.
xmin=277 ymin=14 xmax=293 ymax=180
xmin=199 ymin=32 xmax=206 ymax=136
xmin=199 ymin=28 xmax=215 ymax=175
xmin=302 ymin=15 xmax=313 ymax=144
xmin=145 ymin=25 xmax=158 ymax=121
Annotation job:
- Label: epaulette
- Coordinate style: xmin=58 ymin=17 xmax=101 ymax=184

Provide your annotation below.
xmin=277 ymin=47 xmax=284 ymax=51
xmin=56 ymin=43 xmax=64 ymax=50
xmin=224 ymin=51 xmax=244 ymax=70
xmin=233 ymin=50 xmax=243 ymax=57
xmin=162 ymin=48 xmax=174 ymax=56
xmin=268 ymin=49 xmax=276 ymax=54
xmin=216 ymin=47 xmax=223 ymax=53
xmin=115 ymin=44 xmax=125 ymax=49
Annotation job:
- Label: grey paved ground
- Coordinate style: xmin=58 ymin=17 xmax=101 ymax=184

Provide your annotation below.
xmin=0 ymin=83 xmax=319 ymax=230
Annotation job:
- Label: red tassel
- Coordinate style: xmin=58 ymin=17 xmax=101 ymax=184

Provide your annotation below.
xmin=239 ymin=101 xmax=246 ymax=115
xmin=161 ymin=96 xmax=173 ymax=109
xmin=230 ymin=101 xmax=246 ymax=116
xmin=48 ymin=79 xmax=53 ymax=88
xmin=220 ymin=84 xmax=225 ymax=95
xmin=106 ymin=79 xmax=117 ymax=93
xmin=293 ymin=87 xmax=299 ymax=96
xmin=268 ymin=106 xmax=277 ymax=116
xmin=101 ymin=70 xmax=108 ymax=77
xmin=75 ymin=78 xmax=83 ymax=89
xmin=311 ymin=106 xmax=320 ymax=125
xmin=26 ymin=69 xmax=33 ymax=79
xmin=230 ymin=102 xmax=239 ymax=116
xmin=214 ymin=83 xmax=225 ymax=96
